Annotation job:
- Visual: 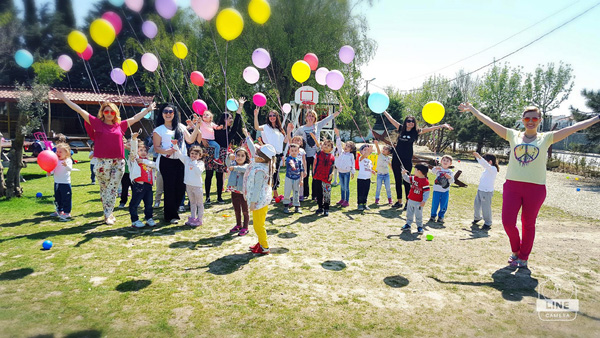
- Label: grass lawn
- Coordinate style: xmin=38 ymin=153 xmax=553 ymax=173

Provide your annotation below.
xmin=1 ymin=151 xmax=599 ymax=337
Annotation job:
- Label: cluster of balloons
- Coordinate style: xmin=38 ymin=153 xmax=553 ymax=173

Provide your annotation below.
xmin=291 ymin=45 xmax=355 ymax=90
xmin=213 ymin=0 xmax=271 ymax=41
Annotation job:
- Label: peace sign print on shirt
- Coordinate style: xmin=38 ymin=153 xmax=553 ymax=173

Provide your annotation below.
xmin=513 ymin=143 xmax=539 ymax=166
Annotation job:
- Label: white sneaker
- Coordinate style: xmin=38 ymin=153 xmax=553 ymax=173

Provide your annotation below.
xmin=132 ymin=220 xmax=145 ymax=228
xmin=170 ymin=218 xmax=179 ymax=224
xmin=105 ymin=217 xmax=115 ymax=225
xmin=58 ymin=214 xmax=70 ymax=222
xmin=178 ymin=206 xmax=186 ymax=213
xmin=146 ymin=218 xmax=156 ymax=227
xmin=153 ymin=202 xmax=160 ymax=208
xmin=49 ymin=211 xmax=59 ymax=217
xmin=118 ymin=203 xmax=126 ymax=208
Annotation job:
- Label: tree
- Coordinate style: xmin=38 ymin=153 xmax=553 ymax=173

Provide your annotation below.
xmin=0 ymin=2 xmax=25 ymax=85
xmin=571 ymin=89 xmax=600 ymax=146
xmin=23 ymin=0 xmax=43 ymax=52
xmin=55 ymin=0 xmax=76 ymax=29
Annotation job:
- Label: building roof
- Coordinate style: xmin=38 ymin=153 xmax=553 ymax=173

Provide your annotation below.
xmin=0 ymin=86 xmax=153 ymax=107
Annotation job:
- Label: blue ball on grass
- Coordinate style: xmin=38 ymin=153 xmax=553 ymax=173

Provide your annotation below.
xmin=42 ymin=240 xmax=53 ymax=250
xmin=36 ymin=192 xmax=42 ymax=198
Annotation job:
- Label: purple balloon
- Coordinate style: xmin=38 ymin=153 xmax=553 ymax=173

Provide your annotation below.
xmin=326 ymin=70 xmax=345 ymax=91
xmin=191 ymin=0 xmax=219 ymax=21
xmin=252 ymin=48 xmax=270 ymax=69
xmin=141 ymin=53 xmax=158 ymax=72
xmin=315 ymin=67 xmax=329 ymax=86
xmin=156 ymin=0 xmax=177 ymax=19
xmin=57 ymin=55 xmax=73 ymax=72
xmin=142 ymin=21 xmax=158 ymax=39
xmin=339 ymin=45 xmax=355 ymax=64
xmin=243 ymin=66 xmax=260 ymax=84
xmin=111 ymin=68 xmax=127 ymax=85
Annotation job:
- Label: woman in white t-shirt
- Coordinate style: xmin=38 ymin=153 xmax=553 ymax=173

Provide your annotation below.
xmin=254 ymin=108 xmax=286 ymax=199
xmin=459 ymin=103 xmax=600 ymax=268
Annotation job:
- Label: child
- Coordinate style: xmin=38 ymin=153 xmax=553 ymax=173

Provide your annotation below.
xmin=226 ymin=147 xmax=251 ymax=235
xmin=334 ymin=128 xmax=356 ymax=207
xmin=472 ymin=152 xmax=499 ymax=230
xmin=285 ymin=124 xmax=308 ymax=201
xmin=200 ymin=111 xmax=224 ymax=165
xmin=310 ymin=133 xmax=335 ymax=216
xmin=401 ymin=164 xmax=431 ymax=234
xmin=357 ymin=143 xmax=376 ymax=211
xmin=128 ymin=133 xmax=157 ymax=228
xmin=282 ymin=143 xmax=305 ymax=214
xmin=175 ymin=144 xmax=205 ymax=226
xmin=50 ymin=143 xmax=73 ymax=221
xmin=374 ymin=140 xmax=393 ymax=205
xmin=429 ymin=155 xmax=455 ymax=223
xmin=89 ymin=142 xmax=97 ymax=184
xmin=243 ymin=129 xmax=277 ymax=255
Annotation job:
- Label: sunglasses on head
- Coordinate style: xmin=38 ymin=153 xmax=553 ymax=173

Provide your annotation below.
xmin=523 ymin=117 xmax=539 ymax=123
xmin=103 ymin=110 xmax=116 ymax=115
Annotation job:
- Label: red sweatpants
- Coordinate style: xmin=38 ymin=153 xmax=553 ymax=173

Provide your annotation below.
xmin=502 ymin=180 xmax=547 ymax=261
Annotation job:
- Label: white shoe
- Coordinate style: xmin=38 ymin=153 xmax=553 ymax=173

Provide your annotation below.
xmin=105 ymin=217 xmax=115 ymax=225
xmin=118 ymin=203 xmax=126 ymax=208
xmin=178 ymin=206 xmax=186 ymax=213
xmin=132 ymin=220 xmax=145 ymax=228
xmin=170 ymin=218 xmax=179 ymax=224
xmin=146 ymin=219 xmax=156 ymax=227
xmin=153 ymin=202 xmax=160 ymax=208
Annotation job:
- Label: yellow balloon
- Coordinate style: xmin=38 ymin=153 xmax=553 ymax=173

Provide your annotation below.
xmin=172 ymin=42 xmax=188 ymax=59
xmin=68 ymin=30 xmax=88 ymax=53
xmin=422 ymin=101 xmax=445 ymax=124
xmin=291 ymin=60 xmax=311 ymax=83
xmin=369 ymin=153 xmax=378 ymax=172
xmin=216 ymin=8 xmax=244 ymax=41
xmin=248 ymin=0 xmax=271 ymax=25
xmin=122 ymin=59 xmax=138 ymax=76
xmin=90 ymin=19 xmax=116 ymax=48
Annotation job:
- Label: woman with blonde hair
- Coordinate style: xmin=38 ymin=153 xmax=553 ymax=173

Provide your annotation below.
xmin=51 ymin=89 xmax=156 ymax=225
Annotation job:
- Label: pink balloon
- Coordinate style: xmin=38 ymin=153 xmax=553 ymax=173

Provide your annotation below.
xmin=111 ymin=68 xmax=126 ymax=85
xmin=326 ymin=70 xmax=345 ymax=91
xmin=142 ymin=21 xmax=158 ymax=39
xmin=282 ymin=103 xmax=291 ymax=114
xmin=243 ymin=66 xmax=260 ymax=84
xmin=252 ymin=48 xmax=270 ymax=69
xmin=77 ymin=44 xmax=93 ymax=61
xmin=141 ymin=53 xmax=158 ymax=72
xmin=190 ymin=71 xmax=205 ymax=86
xmin=303 ymin=53 xmax=318 ymax=71
xmin=57 ymin=55 xmax=73 ymax=72
xmin=37 ymin=150 xmax=58 ymax=172
xmin=339 ymin=45 xmax=355 ymax=64
xmin=156 ymin=0 xmax=177 ymax=19
xmin=253 ymin=93 xmax=267 ymax=107
xmin=315 ymin=67 xmax=329 ymax=86
xmin=101 ymin=11 xmax=122 ymax=35
xmin=193 ymin=99 xmax=208 ymax=115
xmin=125 ymin=0 xmax=143 ymax=12
xmin=191 ymin=0 xmax=219 ymax=21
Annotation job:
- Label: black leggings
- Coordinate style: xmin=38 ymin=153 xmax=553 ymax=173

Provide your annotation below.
xmin=160 ymin=157 xmax=185 ymax=221
xmin=204 ymin=170 xmax=224 ymax=200
xmin=392 ymin=160 xmax=411 ymax=202
xmin=272 ymin=154 xmax=283 ymax=192
xmin=303 ymin=156 xmax=315 ymax=198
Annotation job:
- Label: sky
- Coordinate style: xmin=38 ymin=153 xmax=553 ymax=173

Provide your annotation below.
xmin=17 ymin=0 xmax=600 ymax=116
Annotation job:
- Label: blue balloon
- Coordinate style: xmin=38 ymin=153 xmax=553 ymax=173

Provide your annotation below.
xmin=15 ymin=49 xmax=34 ymax=69
xmin=36 ymin=192 xmax=42 ymax=198
xmin=42 ymin=240 xmax=53 ymax=250
xmin=367 ymin=92 xmax=390 ymax=114
xmin=108 ymin=0 xmax=125 ymax=6
xmin=226 ymin=99 xmax=239 ymax=112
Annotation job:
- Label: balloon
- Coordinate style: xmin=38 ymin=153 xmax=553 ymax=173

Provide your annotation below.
xmin=339 ymin=45 xmax=355 ymax=64
xmin=291 ymin=60 xmax=311 ymax=83
xmin=90 ymin=19 xmax=115 ymax=48
xmin=193 ymin=99 xmax=208 ymax=115
xmin=77 ymin=44 xmax=93 ymax=61
xmin=141 ymin=53 xmax=158 ymax=72
xmin=248 ymin=0 xmax=271 ymax=25
xmin=422 ymin=101 xmax=446 ymax=124
xmin=111 ymin=68 xmax=126 ymax=85
xmin=191 ymin=0 xmax=219 ymax=21
xmin=67 ymin=31 xmax=88 ymax=53
xmin=109 ymin=0 xmax=125 ymax=6
xmin=304 ymin=53 xmax=318 ymax=71
xmin=226 ymin=99 xmax=239 ymax=111
xmin=190 ymin=71 xmax=205 ymax=86
xmin=243 ymin=66 xmax=260 ymax=84
xmin=216 ymin=8 xmax=244 ymax=41
xmin=253 ymin=93 xmax=267 ymax=107
xmin=142 ymin=21 xmax=158 ymax=39
xmin=37 ymin=150 xmax=58 ymax=172
xmin=156 ymin=0 xmax=177 ymax=19
xmin=172 ymin=42 xmax=188 ymax=59
xmin=42 ymin=240 xmax=53 ymax=250
xmin=282 ymin=103 xmax=291 ymax=114
xmin=14 ymin=50 xmax=34 ymax=69
xmin=315 ymin=67 xmax=329 ymax=86
xmin=367 ymin=92 xmax=390 ymax=114
xmin=122 ymin=59 xmax=138 ymax=76
xmin=102 ymin=11 xmax=122 ymax=35
xmin=125 ymin=0 xmax=143 ymax=12
xmin=326 ymin=70 xmax=344 ymax=90
xmin=251 ymin=48 xmax=270 ymax=69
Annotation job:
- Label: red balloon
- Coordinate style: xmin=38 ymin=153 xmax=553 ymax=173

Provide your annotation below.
xmin=77 ymin=44 xmax=93 ymax=61
xmin=303 ymin=53 xmax=319 ymax=71
xmin=102 ymin=11 xmax=122 ymax=35
xmin=193 ymin=99 xmax=208 ymax=115
xmin=190 ymin=71 xmax=205 ymax=86
xmin=37 ymin=150 xmax=58 ymax=172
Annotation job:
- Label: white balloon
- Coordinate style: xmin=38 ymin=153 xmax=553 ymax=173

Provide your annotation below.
xmin=243 ymin=66 xmax=260 ymax=84
xmin=282 ymin=103 xmax=291 ymax=114
xmin=315 ymin=67 xmax=329 ymax=86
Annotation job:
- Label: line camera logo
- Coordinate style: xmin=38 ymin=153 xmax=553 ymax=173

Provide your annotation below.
xmin=537 ymin=278 xmax=579 ymax=321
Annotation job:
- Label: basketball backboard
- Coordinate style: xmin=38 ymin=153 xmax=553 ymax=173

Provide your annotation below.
xmin=294 ymin=86 xmax=319 ymax=105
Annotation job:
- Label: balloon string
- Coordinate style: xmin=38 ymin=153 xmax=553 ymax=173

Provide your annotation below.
xmin=335 ymin=93 xmax=366 ymax=143
xmin=208 ymin=25 xmax=236 ymax=104
xmin=105 ymin=48 xmax=136 ymax=135
xmin=65 ymin=72 xmax=87 ymax=134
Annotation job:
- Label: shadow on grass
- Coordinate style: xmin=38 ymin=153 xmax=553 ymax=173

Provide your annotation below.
xmin=377 ymin=208 xmax=401 ymax=219
xmin=30 ymin=330 xmax=102 ymax=338
xmin=115 ymin=279 xmax=151 ymax=292
xmin=201 ymin=252 xmax=258 ymax=275
xmin=75 ymin=224 xmax=194 ymax=247
xmin=387 ymin=231 xmax=421 ymax=241
xmin=277 ymin=232 xmax=297 ymax=239
xmin=0 ymin=221 xmax=104 ymax=243
xmin=321 ymin=260 xmax=346 ymax=271
xmin=426 ymin=220 xmax=446 ymax=229
xmin=384 ymin=275 xmax=410 ymax=288
xmin=169 ymin=232 xmax=236 ymax=250
xmin=22 ymin=173 xmax=47 ymax=181
xmin=459 ymin=224 xmax=490 ymax=241
xmin=0 ymin=267 xmax=34 ymax=281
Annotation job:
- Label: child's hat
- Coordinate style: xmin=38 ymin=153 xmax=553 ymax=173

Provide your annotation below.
xmin=359 ymin=144 xmax=370 ymax=152
xmin=257 ymin=144 xmax=276 ymax=159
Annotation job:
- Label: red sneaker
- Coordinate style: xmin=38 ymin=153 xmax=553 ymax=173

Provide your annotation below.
xmin=249 ymin=242 xmax=260 ymax=251
xmin=254 ymin=245 xmax=270 ymax=255
xmin=213 ymin=158 xmax=224 ymax=165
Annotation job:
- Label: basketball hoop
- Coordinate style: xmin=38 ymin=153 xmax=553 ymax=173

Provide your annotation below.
xmin=295 ymin=85 xmax=319 ymax=106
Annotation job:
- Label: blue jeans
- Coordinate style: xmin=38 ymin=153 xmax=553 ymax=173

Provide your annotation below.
xmin=339 ymin=172 xmax=350 ymax=201
xmin=207 ymin=140 xmax=220 ymax=160
xmin=375 ymin=173 xmax=391 ymax=200
xmin=430 ymin=190 xmax=449 ymax=219
xmin=90 ymin=164 xmax=95 ymax=182
xmin=129 ymin=182 xmax=154 ymax=222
